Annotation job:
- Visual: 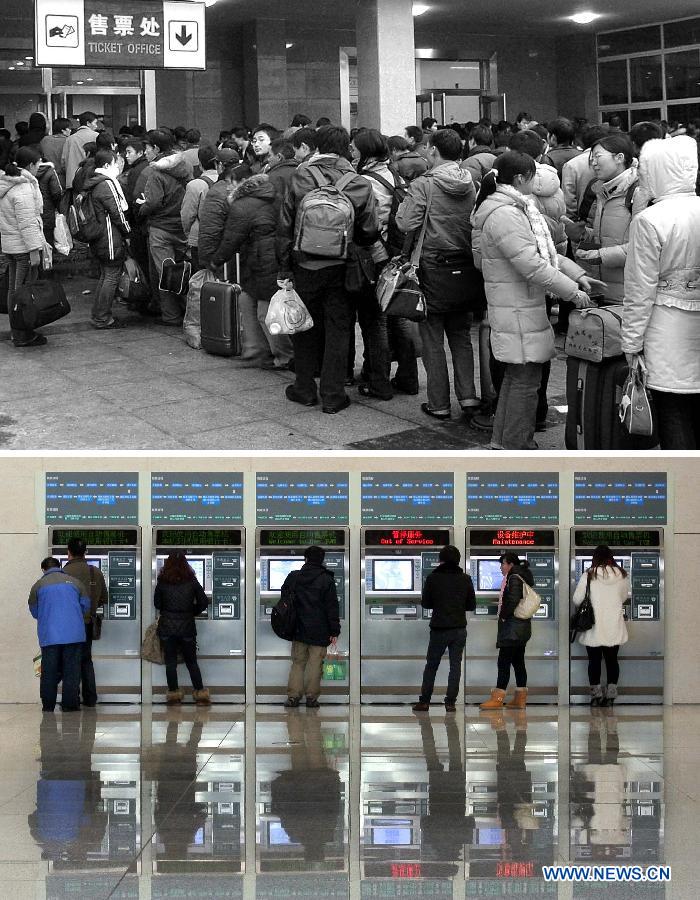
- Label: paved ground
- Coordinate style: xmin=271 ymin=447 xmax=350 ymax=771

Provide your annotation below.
xmin=0 ymin=269 xmax=569 ymax=450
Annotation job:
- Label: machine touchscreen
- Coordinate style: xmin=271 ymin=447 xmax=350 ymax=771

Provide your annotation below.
xmin=477 ymin=559 xmax=502 ymax=592
xmin=371 ymin=558 xmax=414 ymax=592
xmin=268 ymin=558 xmax=304 ymax=591
xmin=187 ymin=558 xmax=205 ymax=585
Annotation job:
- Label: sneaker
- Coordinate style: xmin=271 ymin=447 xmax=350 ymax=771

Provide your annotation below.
xmin=412 ymin=701 xmax=430 ymax=712
xmin=305 ymin=698 xmax=321 ymax=708
xmin=93 ymin=318 xmax=125 ymax=330
xmin=322 ymin=396 xmax=351 ymax=414
xmin=444 ymin=702 xmax=457 ymax=713
xmin=284 ymin=697 xmax=300 ymax=708
xmin=13 ymin=334 xmax=47 ymax=347
xmin=421 ymin=402 xmax=451 ymax=420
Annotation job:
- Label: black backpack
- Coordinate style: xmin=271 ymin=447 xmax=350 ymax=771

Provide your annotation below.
xmin=362 ymin=166 xmax=410 ymax=257
xmin=68 ymin=188 xmax=101 ymax=243
xmin=271 ymin=573 xmax=298 ymax=641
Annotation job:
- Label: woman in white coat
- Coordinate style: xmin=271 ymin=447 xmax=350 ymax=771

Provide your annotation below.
xmin=572 ymin=545 xmax=629 ymax=707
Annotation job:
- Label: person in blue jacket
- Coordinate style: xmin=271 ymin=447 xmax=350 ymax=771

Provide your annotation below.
xmin=28 ymin=558 xmax=91 ymax=712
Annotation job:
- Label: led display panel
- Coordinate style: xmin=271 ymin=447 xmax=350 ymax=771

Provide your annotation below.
xmin=467 ymin=473 xmax=559 ymax=524
xmin=361 ymin=473 xmax=454 ymax=524
xmin=46 ymin=473 xmax=138 ymax=523
xmin=151 ymin=473 xmax=244 ymax=523
xmin=256 ymin=473 xmax=349 ymax=524
xmin=574 ymin=473 xmax=667 ymax=524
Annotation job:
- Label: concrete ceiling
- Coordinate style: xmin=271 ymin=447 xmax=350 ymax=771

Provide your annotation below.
xmin=208 ymin=0 xmax=700 ymax=35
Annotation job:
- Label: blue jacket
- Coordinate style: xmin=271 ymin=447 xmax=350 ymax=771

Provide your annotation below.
xmin=28 ymin=568 xmax=90 ymax=647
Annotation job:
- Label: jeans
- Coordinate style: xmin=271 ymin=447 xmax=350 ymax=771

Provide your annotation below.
xmin=490 ymin=343 xmax=550 ymax=424
xmin=491 ymin=362 xmax=542 ymax=449
xmin=290 ymin=265 xmax=352 ymax=408
xmin=496 ymin=646 xmax=527 ymax=689
xmin=40 ymin=643 xmax=82 ymax=711
xmin=91 ymin=260 xmax=122 ymax=327
xmin=162 ymin=636 xmax=204 ymax=691
xmin=419 ymin=627 xmax=467 ymax=704
xmin=148 ymin=226 xmax=187 ymax=323
xmin=257 ymin=298 xmax=294 ymax=366
xmin=651 ymin=390 xmax=700 ymax=449
xmin=81 ymin=622 xmax=97 ymax=705
xmin=586 ymin=645 xmax=620 ymax=685
xmin=388 ymin=316 xmax=420 ymax=392
xmin=419 ymin=310 xmax=477 ymax=413
xmin=7 ymin=252 xmax=39 ymax=344
xmin=287 ymin=641 xmax=327 ymax=700
xmin=350 ymin=285 xmax=392 ymax=397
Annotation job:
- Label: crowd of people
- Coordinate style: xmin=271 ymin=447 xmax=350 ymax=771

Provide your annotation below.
xmin=1 ymin=109 xmax=699 ymax=446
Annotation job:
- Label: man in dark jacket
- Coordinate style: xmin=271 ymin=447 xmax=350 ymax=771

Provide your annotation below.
xmin=83 ymin=149 xmax=131 ymax=329
xmin=210 ymin=172 xmax=293 ymax=370
xmin=264 ymin=139 xmax=298 ymax=203
xmin=196 ymin=148 xmax=243 ymax=268
xmin=62 ymin=536 xmax=108 ymax=708
xmin=28 ymin=558 xmax=91 ymax=712
xmin=136 ymin=129 xmax=191 ymax=325
xmin=280 ymin=545 xmax=340 ymax=708
xmin=413 ymin=545 xmax=476 ymax=713
xmin=277 ymin=125 xmax=380 ymax=413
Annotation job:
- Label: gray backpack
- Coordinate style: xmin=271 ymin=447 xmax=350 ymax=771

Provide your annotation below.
xmin=293 ymin=166 xmax=356 ymax=259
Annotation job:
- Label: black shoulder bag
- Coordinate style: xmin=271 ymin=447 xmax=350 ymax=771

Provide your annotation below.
xmin=570 ymin=572 xmax=595 ymax=643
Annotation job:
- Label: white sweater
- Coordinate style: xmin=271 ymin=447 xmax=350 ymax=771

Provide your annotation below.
xmin=572 ymin=566 xmax=629 ymax=648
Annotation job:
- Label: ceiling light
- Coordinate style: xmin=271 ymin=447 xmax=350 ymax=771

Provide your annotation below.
xmin=413 ymin=4 xmax=430 ymax=15
xmin=204 ymin=0 xmax=218 ymax=7
xmin=570 ymin=12 xmax=602 ymax=25
xmin=86 ymin=77 xmax=93 ymax=81
xmin=286 ymin=42 xmax=293 ymax=49
xmin=25 ymin=56 xmax=33 ymax=60
xmin=16 ymin=61 xmax=24 ymax=66
xmin=8 ymin=66 xmax=14 ymax=71
xmin=76 ymin=80 xmax=84 ymax=84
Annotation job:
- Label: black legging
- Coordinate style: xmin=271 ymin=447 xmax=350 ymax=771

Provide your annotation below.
xmin=586 ymin=645 xmax=620 ymax=685
xmin=162 ymin=636 xmax=204 ymax=691
xmin=497 ymin=646 xmax=527 ymax=689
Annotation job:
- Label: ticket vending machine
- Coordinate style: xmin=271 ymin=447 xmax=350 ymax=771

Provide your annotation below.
xmin=465 ymin=528 xmax=559 ymax=704
xmin=152 ymin=527 xmax=246 ymax=702
xmin=570 ymin=528 xmax=664 ymax=704
xmin=255 ymin=528 xmax=350 ymax=702
xmin=360 ymin=528 xmax=453 ymax=703
xmin=48 ymin=526 xmax=142 ymax=702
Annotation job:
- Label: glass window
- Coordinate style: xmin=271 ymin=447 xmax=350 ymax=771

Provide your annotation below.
xmin=601 ymin=110 xmax=630 ymax=131
xmin=630 ymin=56 xmax=663 ymax=103
xmin=417 ymin=60 xmax=481 ymax=91
xmin=630 ymin=108 xmax=662 ymax=125
xmin=665 ymin=49 xmax=700 ymax=101
xmin=599 ymin=60 xmax=628 ymax=106
xmin=666 ymin=101 xmax=700 ymax=125
xmin=664 ymin=17 xmax=700 ymax=48
xmin=597 ymin=26 xmax=661 ymax=57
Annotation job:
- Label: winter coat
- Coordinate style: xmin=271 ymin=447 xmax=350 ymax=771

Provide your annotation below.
xmin=496 ymin=563 xmax=534 ymax=648
xmin=72 ymin=157 xmax=96 ymax=195
xmin=394 ymin=150 xmax=429 ymax=182
xmin=28 ymin=568 xmax=90 ymax=648
xmin=562 ymin=151 xmax=594 ymax=218
xmin=460 ymin=146 xmax=496 ymax=188
xmin=39 ymin=134 xmax=67 ymax=184
xmin=280 ymin=561 xmax=340 ymax=647
xmin=180 ymin=169 xmax=217 ymax=248
xmin=198 ymin=179 xmax=235 ymax=268
xmin=541 ymin=145 xmax=582 ymax=182
xmin=575 ymin=166 xmax=638 ymax=302
xmin=137 ymin=152 xmax=191 ymax=236
xmin=209 ymin=174 xmax=279 ymax=300
xmin=277 ymin=153 xmax=380 ymax=272
xmin=82 ymin=172 xmax=131 ymax=263
xmin=358 ymin=159 xmax=399 ymax=241
xmin=395 ymin=161 xmax=475 ymax=260
xmin=0 ymin=170 xmax=44 ymax=255
xmin=154 ymin=576 xmax=208 ymax=639
xmin=120 ymin=155 xmax=149 ymax=208
xmin=472 ymin=187 xmax=585 ymax=364
xmin=36 ymin=162 xmax=63 ymax=237
xmin=62 ymin=125 xmax=99 ymax=189
xmin=421 ymin=562 xmax=476 ymax=630
xmin=622 ymin=136 xmax=700 ymax=393
xmin=532 ymin=163 xmax=567 ymax=252
xmin=265 ymin=158 xmax=298 ymax=203
xmin=62 ymin=558 xmax=108 ymax=622
xmin=572 ymin=566 xmax=629 ymax=648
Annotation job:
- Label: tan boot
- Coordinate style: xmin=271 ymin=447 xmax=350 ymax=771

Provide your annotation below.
xmin=193 ymin=688 xmax=211 ymax=706
xmin=506 ymin=688 xmax=528 ymax=709
xmin=480 ymin=688 xmax=506 ymax=710
xmin=166 ymin=689 xmax=184 ymax=705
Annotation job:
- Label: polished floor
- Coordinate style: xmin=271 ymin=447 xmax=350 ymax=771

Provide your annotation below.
xmin=0 ymin=703 xmax=694 ymax=898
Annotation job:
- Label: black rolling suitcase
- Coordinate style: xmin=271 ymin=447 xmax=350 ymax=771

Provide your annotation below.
xmin=200 ymin=278 xmax=242 ymax=357
xmin=9 ymin=279 xmax=71 ymax=331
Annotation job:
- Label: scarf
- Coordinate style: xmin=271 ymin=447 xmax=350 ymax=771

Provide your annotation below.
xmin=95 ymin=167 xmax=129 ymax=212
xmin=497 ymin=183 xmax=558 ymax=268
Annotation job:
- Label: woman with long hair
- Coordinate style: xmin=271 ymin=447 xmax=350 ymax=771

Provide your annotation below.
xmin=480 ymin=552 xmax=535 ymax=710
xmin=572 ymin=545 xmax=629 ymax=706
xmin=154 ymin=551 xmax=210 ymax=705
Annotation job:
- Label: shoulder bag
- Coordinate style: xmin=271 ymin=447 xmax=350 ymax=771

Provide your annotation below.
xmin=570 ymin=572 xmax=595 ymax=642
xmin=619 ymin=355 xmax=655 ymax=438
xmin=513 ymin=575 xmax=543 ymax=620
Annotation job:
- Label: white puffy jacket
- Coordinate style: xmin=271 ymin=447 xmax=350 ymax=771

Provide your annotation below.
xmin=572 ymin=566 xmax=629 ymax=648
xmin=622 ymin=137 xmax=700 ymax=393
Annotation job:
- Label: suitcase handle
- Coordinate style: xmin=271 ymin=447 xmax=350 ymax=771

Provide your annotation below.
xmin=576 ymin=377 xmax=584 ymax=435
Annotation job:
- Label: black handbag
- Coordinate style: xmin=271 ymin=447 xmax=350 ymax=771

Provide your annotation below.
xmin=570 ymin=572 xmax=595 ymax=642
xmin=9 ymin=278 xmax=71 ymax=330
xmin=159 ymin=257 xmax=192 ymax=295
xmin=420 ymin=250 xmax=486 ymax=314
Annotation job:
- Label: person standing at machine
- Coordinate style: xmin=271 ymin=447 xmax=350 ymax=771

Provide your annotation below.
xmin=154 ymin=551 xmax=211 ymax=706
xmin=480 ymin=552 xmax=535 ymax=710
xmin=62 ymin=537 xmax=108 ymax=708
xmin=413 ymin=545 xmax=476 ymax=713
xmin=572 ymin=545 xmax=629 ymax=707
xmin=27 ymin=558 xmax=91 ymax=712
xmin=282 ymin=545 xmax=340 ymax=709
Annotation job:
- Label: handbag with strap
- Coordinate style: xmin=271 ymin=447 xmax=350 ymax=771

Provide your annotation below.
xmin=159 ymin=257 xmax=192 ymax=295
xmin=513 ymin=574 xmax=543 ymax=620
xmin=375 ymin=179 xmax=434 ymax=322
xmin=619 ymin=356 xmax=655 ymax=437
xmin=570 ymin=572 xmax=596 ymax=642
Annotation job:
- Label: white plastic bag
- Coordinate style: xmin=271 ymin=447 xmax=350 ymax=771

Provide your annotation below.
xmin=53 ymin=213 xmax=73 ymax=257
xmin=183 ymin=269 xmax=218 ymax=349
xmin=265 ymin=286 xmax=313 ymax=335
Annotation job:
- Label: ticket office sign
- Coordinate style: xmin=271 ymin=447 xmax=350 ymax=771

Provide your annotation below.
xmin=35 ymin=0 xmax=206 ymax=69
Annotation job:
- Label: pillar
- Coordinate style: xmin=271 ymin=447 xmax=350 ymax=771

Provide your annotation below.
xmin=356 ymin=0 xmax=416 ymax=134
xmin=242 ymin=19 xmax=289 ymax=129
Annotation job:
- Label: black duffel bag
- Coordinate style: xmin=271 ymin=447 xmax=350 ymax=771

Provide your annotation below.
xmin=9 ymin=279 xmax=71 ymax=331
xmin=419 ymin=250 xmax=486 ymax=315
